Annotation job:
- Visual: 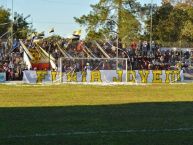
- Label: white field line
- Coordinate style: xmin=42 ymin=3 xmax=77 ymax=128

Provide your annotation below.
xmin=2 ymin=80 xmax=191 ymax=86
xmin=2 ymin=82 xmax=152 ymax=86
xmin=3 ymin=127 xmax=193 ymax=139
xmin=1 ymin=80 xmax=191 ymax=86
xmin=3 ymin=81 xmax=176 ymax=86
xmin=61 ymin=82 xmax=152 ymax=86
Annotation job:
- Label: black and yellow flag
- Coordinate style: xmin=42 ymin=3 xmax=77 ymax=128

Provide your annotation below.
xmin=72 ymin=29 xmax=81 ymax=41
xmin=49 ymin=28 xmax=54 ymax=33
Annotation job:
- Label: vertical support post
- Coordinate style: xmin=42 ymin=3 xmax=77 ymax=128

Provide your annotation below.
xmin=116 ymin=36 xmax=119 ymax=70
xmin=116 ymin=0 xmax=122 ymax=70
xmin=48 ymin=43 xmax=51 ymax=70
xmin=59 ymin=57 xmax=63 ymax=83
xmin=150 ymin=0 xmax=153 ymax=55
xmin=11 ymin=0 xmax=13 ymax=51
xmin=125 ymin=58 xmax=128 ymax=83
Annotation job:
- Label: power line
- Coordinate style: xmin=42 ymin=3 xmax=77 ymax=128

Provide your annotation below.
xmin=0 ymin=0 xmax=7 ymax=8
xmin=33 ymin=21 xmax=77 ymax=25
xmin=38 ymin=0 xmax=83 ymax=5
xmin=0 ymin=22 xmax=10 ymax=26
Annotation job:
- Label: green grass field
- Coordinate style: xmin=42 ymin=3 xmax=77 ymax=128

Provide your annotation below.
xmin=0 ymin=84 xmax=193 ymax=145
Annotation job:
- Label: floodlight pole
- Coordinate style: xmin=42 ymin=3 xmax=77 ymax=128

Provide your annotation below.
xmin=59 ymin=57 xmax=63 ymax=83
xmin=49 ymin=31 xmax=54 ymax=70
xmin=150 ymin=0 xmax=153 ymax=55
xmin=125 ymin=58 xmax=128 ymax=82
xmin=116 ymin=30 xmax=119 ymax=70
xmin=106 ymin=18 xmax=119 ymax=70
xmin=48 ymin=43 xmax=51 ymax=70
xmin=9 ymin=0 xmax=14 ymax=71
xmin=11 ymin=0 xmax=13 ymax=51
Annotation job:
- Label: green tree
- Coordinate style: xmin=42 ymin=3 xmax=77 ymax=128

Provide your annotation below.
xmin=0 ymin=6 xmax=11 ymax=38
xmin=0 ymin=7 xmax=34 ymax=40
xmin=144 ymin=2 xmax=193 ymax=47
xmin=168 ymin=0 xmax=193 ymax=6
xmin=74 ymin=0 xmax=141 ymax=44
xmin=179 ymin=4 xmax=193 ymax=43
xmin=145 ymin=2 xmax=173 ymax=42
xmin=181 ymin=20 xmax=193 ymax=42
xmin=13 ymin=13 xmax=33 ymax=39
xmin=139 ymin=3 xmax=158 ymax=40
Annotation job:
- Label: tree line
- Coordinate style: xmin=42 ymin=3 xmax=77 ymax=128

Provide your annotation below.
xmin=74 ymin=0 xmax=193 ymax=47
xmin=0 ymin=0 xmax=192 ymax=47
xmin=0 ymin=6 xmax=33 ymax=40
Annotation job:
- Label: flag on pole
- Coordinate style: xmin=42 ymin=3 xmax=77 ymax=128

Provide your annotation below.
xmin=73 ymin=29 xmax=81 ymax=37
xmin=49 ymin=28 xmax=54 ymax=33
xmin=31 ymin=32 xmax=36 ymax=38
xmin=26 ymin=33 xmax=35 ymax=48
xmin=72 ymin=29 xmax=81 ymax=41
xmin=37 ymin=31 xmax=45 ymax=39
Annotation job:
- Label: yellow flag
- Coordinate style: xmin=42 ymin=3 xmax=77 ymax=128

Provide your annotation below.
xmin=73 ymin=30 xmax=81 ymax=36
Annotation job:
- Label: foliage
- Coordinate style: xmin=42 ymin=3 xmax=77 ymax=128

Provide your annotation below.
xmin=74 ymin=0 xmax=141 ymax=44
xmin=144 ymin=2 xmax=193 ymax=46
xmin=44 ymin=35 xmax=63 ymax=42
xmin=181 ymin=20 xmax=193 ymax=41
xmin=177 ymin=4 xmax=193 ymax=42
xmin=0 ymin=6 xmax=11 ymax=38
xmin=13 ymin=12 xmax=32 ymax=39
xmin=0 ymin=7 xmax=34 ymax=40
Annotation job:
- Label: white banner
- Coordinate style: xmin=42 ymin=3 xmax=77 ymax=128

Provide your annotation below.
xmin=23 ymin=70 xmax=183 ymax=84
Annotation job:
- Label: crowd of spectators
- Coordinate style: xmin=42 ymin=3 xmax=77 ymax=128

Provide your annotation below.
xmin=61 ymin=40 xmax=192 ymax=72
xmin=0 ymin=38 xmax=192 ymax=80
xmin=0 ymin=39 xmax=24 ymax=80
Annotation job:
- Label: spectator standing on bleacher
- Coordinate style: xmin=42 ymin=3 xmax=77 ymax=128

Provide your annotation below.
xmin=142 ymin=41 xmax=148 ymax=56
